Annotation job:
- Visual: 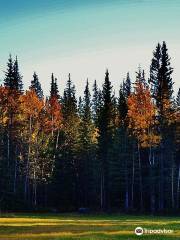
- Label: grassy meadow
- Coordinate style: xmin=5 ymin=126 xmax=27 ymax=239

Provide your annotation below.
xmin=0 ymin=213 xmax=179 ymax=240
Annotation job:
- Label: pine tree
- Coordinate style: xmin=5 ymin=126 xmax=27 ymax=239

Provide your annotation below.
xmin=118 ymin=83 xmax=128 ymax=123
xmin=50 ymin=73 xmax=59 ymax=99
xmin=30 ymin=72 xmax=43 ymax=99
xmin=149 ymin=43 xmax=161 ymax=99
xmin=92 ymin=80 xmax=102 ymax=125
xmin=98 ymin=70 xmax=114 ymax=210
xmin=78 ymin=80 xmax=95 ymax=207
xmin=53 ymin=73 xmax=79 ymax=210
xmin=176 ymin=88 xmax=180 ymax=108
xmin=78 ymin=96 xmax=83 ymax=118
xmin=13 ymin=56 xmax=23 ymax=92
xmin=123 ymin=72 xmax=131 ymax=99
xmin=4 ymin=55 xmax=14 ymax=89
xmin=4 ymin=55 xmax=23 ymax=92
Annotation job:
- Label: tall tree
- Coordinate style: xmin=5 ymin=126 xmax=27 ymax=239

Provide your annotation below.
xmin=50 ymin=73 xmax=59 ymax=99
xmin=78 ymin=80 xmax=96 ymax=207
xmin=13 ymin=56 xmax=23 ymax=93
xmin=176 ymin=88 xmax=180 ymax=108
xmin=98 ymin=70 xmax=114 ymax=210
xmin=123 ymin=72 xmax=132 ymax=99
xmin=92 ymin=80 xmax=102 ymax=125
xmin=53 ymin=73 xmax=79 ymax=210
xmin=30 ymin=72 xmax=43 ymax=99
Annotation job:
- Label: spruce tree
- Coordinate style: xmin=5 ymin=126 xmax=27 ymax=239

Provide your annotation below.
xmin=55 ymin=73 xmax=79 ymax=209
xmin=4 ymin=55 xmax=14 ymax=89
xmin=13 ymin=56 xmax=23 ymax=92
xmin=92 ymin=80 xmax=102 ymax=125
xmin=4 ymin=55 xmax=23 ymax=92
xmin=50 ymin=73 xmax=59 ymax=99
xmin=123 ymin=72 xmax=131 ymax=99
xmin=98 ymin=69 xmax=114 ymax=210
xmin=118 ymin=83 xmax=128 ymax=123
xmin=177 ymin=88 xmax=180 ymax=108
xmin=150 ymin=42 xmax=174 ymax=211
xmin=78 ymin=96 xmax=83 ymax=118
xmin=149 ymin=43 xmax=161 ymax=100
xmin=78 ymin=80 xmax=95 ymax=207
xmin=30 ymin=72 xmax=43 ymax=99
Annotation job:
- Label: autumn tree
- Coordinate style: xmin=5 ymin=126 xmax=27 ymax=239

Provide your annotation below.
xmin=128 ymin=69 xmax=160 ymax=211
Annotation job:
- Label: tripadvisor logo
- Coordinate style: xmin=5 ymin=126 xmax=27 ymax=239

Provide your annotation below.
xmin=135 ymin=227 xmax=143 ymax=235
xmin=135 ymin=227 xmax=173 ymax=236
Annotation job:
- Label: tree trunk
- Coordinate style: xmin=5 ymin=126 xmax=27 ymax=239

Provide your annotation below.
xmin=150 ymin=148 xmax=155 ymax=214
xmin=176 ymin=164 xmax=180 ymax=209
xmin=138 ymin=143 xmax=143 ymax=211
xmin=131 ymin=151 xmax=135 ymax=210
xmin=24 ymin=116 xmax=32 ymax=201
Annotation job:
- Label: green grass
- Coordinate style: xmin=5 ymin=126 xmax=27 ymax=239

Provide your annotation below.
xmin=0 ymin=213 xmax=179 ymax=239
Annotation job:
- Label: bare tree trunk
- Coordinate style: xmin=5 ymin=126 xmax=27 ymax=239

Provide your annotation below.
xmin=176 ymin=164 xmax=180 ymax=209
xmin=24 ymin=116 xmax=32 ymax=201
xmin=138 ymin=143 xmax=143 ymax=211
xmin=131 ymin=151 xmax=135 ymax=209
xmin=33 ymin=162 xmax=37 ymax=207
xmin=125 ymin=157 xmax=129 ymax=211
xmin=13 ymin=147 xmax=17 ymax=194
xmin=100 ymin=171 xmax=104 ymax=211
xmin=150 ymin=148 xmax=155 ymax=214
xmin=171 ymin=161 xmax=174 ymax=209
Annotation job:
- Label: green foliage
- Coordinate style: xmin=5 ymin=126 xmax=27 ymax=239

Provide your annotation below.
xmin=30 ymin=72 xmax=43 ymax=99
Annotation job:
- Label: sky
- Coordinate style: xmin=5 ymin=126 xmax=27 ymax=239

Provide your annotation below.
xmin=0 ymin=0 xmax=179 ymax=96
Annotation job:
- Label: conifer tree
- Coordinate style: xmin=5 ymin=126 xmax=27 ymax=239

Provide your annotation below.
xmin=78 ymin=80 xmax=95 ymax=207
xmin=4 ymin=55 xmax=14 ymax=89
xmin=30 ymin=72 xmax=43 ymax=99
xmin=98 ymin=70 xmax=114 ymax=210
xmin=50 ymin=73 xmax=59 ymax=99
xmin=176 ymin=88 xmax=180 ymax=108
xmin=92 ymin=80 xmax=102 ymax=125
xmin=4 ymin=55 xmax=23 ymax=92
xmin=13 ymin=56 xmax=23 ymax=92
xmin=123 ymin=72 xmax=131 ymax=99
xmin=54 ymin=73 xmax=79 ymax=209
xmin=118 ymin=83 xmax=128 ymax=123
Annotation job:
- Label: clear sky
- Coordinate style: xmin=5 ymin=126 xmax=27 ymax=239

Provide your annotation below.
xmin=0 ymin=0 xmax=179 ymax=96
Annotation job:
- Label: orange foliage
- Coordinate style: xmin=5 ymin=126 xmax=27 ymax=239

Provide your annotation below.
xmin=127 ymin=81 xmax=160 ymax=148
xmin=45 ymin=96 xmax=62 ymax=133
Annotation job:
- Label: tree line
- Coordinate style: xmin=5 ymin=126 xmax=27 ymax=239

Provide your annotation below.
xmin=0 ymin=41 xmax=180 ymax=214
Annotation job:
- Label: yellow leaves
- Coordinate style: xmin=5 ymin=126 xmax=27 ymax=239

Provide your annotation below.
xmin=45 ymin=96 xmax=63 ymax=133
xmin=19 ymin=90 xmax=44 ymax=119
xmin=127 ymin=81 xmax=160 ymax=148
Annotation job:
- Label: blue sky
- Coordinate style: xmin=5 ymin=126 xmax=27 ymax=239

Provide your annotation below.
xmin=0 ymin=0 xmax=179 ymax=96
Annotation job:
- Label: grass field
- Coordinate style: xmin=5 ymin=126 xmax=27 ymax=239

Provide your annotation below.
xmin=0 ymin=213 xmax=179 ymax=239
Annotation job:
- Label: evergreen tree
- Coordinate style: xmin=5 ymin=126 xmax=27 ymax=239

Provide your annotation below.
xmin=149 ymin=43 xmax=161 ymax=99
xmin=78 ymin=80 xmax=95 ymax=207
xmin=98 ymin=70 xmax=114 ymax=210
xmin=123 ymin=72 xmax=131 ymax=99
xmin=78 ymin=96 xmax=83 ymax=118
xmin=13 ymin=56 xmax=23 ymax=92
xmin=176 ymin=88 xmax=180 ymax=108
xmin=54 ymin=73 xmax=79 ymax=210
xmin=4 ymin=55 xmax=14 ymax=89
xmin=30 ymin=72 xmax=43 ymax=99
xmin=4 ymin=55 xmax=23 ymax=92
xmin=50 ymin=73 xmax=59 ymax=99
xmin=118 ymin=83 xmax=128 ymax=123
xmin=92 ymin=80 xmax=102 ymax=125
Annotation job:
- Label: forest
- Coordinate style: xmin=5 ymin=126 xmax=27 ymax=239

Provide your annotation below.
xmin=0 ymin=41 xmax=179 ymax=214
